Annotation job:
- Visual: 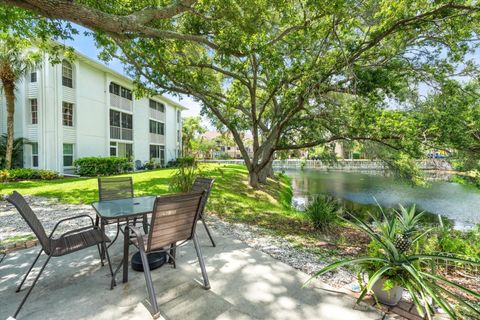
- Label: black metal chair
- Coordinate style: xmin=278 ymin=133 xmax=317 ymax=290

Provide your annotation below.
xmin=97 ymin=176 xmax=134 ymax=248
xmin=126 ymin=191 xmax=210 ymax=318
xmin=6 ymin=191 xmax=113 ymax=319
xmin=191 ymin=177 xmax=216 ymax=247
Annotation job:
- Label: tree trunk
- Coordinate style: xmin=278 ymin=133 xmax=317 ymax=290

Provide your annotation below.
xmin=248 ymin=169 xmax=259 ymax=188
xmin=247 ymin=150 xmax=275 ymax=187
xmin=4 ymin=81 xmax=15 ymax=169
xmin=258 ymin=158 xmax=274 ymax=183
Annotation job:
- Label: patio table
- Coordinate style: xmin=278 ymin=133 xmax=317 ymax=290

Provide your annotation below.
xmin=92 ymin=195 xmax=157 ymax=287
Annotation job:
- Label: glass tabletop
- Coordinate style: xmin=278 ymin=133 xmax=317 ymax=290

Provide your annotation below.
xmin=92 ymin=195 xmax=157 ymax=219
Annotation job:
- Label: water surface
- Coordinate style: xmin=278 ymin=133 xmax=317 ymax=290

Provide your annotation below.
xmin=286 ymin=169 xmax=480 ymax=228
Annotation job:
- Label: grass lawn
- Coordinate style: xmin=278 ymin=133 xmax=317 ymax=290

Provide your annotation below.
xmin=1 ymin=164 xmax=360 ymax=260
xmin=1 ymin=164 xmax=300 ymax=229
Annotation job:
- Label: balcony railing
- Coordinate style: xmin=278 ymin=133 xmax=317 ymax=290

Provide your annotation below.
xmin=110 ymin=93 xmax=133 ymax=112
xmin=149 ymin=108 xmax=165 ymax=121
xmin=110 ymin=126 xmax=133 ymax=141
xmin=149 ymin=133 xmax=165 ymax=144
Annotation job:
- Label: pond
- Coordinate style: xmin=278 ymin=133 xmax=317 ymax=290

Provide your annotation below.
xmin=285 ymin=169 xmax=480 ymax=229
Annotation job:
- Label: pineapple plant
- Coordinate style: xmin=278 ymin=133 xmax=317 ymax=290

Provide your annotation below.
xmin=393 ymin=204 xmax=424 ymax=253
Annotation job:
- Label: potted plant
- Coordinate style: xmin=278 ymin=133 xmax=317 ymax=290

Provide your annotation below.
xmin=306 ymin=204 xmax=480 ymax=319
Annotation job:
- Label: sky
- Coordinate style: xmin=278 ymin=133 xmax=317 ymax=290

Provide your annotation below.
xmin=62 ymin=25 xmax=479 ymax=127
xmin=62 ymin=26 xmax=204 ymax=119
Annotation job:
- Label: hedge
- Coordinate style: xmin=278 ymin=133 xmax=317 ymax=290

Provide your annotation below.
xmin=166 ymin=156 xmax=195 ymax=168
xmin=0 ymin=168 xmax=59 ymax=182
xmin=74 ymin=157 xmax=132 ymax=176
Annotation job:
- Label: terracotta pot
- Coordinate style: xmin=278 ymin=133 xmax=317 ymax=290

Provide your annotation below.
xmin=371 ymin=277 xmax=403 ymax=306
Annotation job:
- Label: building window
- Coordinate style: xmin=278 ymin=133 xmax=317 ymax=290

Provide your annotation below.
xmin=121 ymin=113 xmax=133 ymax=129
xmin=30 ymin=72 xmax=37 ymax=83
xmin=63 ymin=144 xmax=74 ymax=167
xmin=62 ymin=60 xmax=73 ymax=88
xmin=110 ymin=110 xmax=120 ymax=127
xmin=110 ymin=142 xmax=117 ymax=156
xmin=177 ymin=129 xmax=180 ymax=143
xmin=149 ymin=120 xmax=164 ymax=135
xmin=110 ymin=110 xmax=133 ymax=140
xmin=149 ymin=99 xmax=165 ymax=112
xmin=149 ymin=145 xmax=165 ymax=164
xmin=125 ymin=143 xmax=133 ymax=159
xmin=109 ymin=82 xmax=132 ymax=100
xmin=110 ymin=110 xmax=133 ymax=129
xmin=30 ymin=99 xmax=38 ymax=124
xmin=62 ymin=102 xmax=74 ymax=126
xmin=177 ymin=110 xmax=181 ymax=123
xmin=109 ymin=82 xmax=120 ymax=95
xmin=32 ymin=143 xmax=38 ymax=167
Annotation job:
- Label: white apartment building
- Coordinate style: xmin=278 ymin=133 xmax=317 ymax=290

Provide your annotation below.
xmin=0 ymin=51 xmax=185 ymax=174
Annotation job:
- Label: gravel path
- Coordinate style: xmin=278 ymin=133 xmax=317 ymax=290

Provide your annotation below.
xmin=0 ymin=196 xmax=357 ymax=289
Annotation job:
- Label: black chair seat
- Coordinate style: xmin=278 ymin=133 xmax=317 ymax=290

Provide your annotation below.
xmin=50 ymin=229 xmax=110 ymax=257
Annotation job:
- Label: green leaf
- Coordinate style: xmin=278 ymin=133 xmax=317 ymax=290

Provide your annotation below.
xmin=303 ymin=257 xmax=387 ymax=287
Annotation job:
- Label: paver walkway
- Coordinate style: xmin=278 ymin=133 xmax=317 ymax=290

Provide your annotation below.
xmin=0 ymin=224 xmax=383 ymax=320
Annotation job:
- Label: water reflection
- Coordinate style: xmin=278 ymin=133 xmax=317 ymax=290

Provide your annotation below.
xmin=286 ymin=169 xmax=480 ymax=229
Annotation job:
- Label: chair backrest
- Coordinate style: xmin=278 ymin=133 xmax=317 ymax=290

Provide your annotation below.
xmin=147 ymin=191 xmax=206 ymax=252
xmin=191 ymin=177 xmax=215 ymax=214
xmin=98 ymin=176 xmax=134 ymax=201
xmin=6 ymin=191 xmax=50 ymax=250
xmin=135 ymin=160 xmax=142 ymax=170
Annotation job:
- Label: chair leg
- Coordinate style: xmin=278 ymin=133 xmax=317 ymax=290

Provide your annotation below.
xmin=139 ymin=246 xmax=159 ymax=316
xmin=200 ymin=215 xmax=216 ymax=247
xmin=96 ymin=243 xmax=104 ymax=266
xmin=168 ymin=243 xmax=176 ymax=269
xmin=102 ymin=241 xmax=116 ymax=290
xmin=13 ymin=254 xmax=52 ymax=319
xmin=193 ymin=233 xmax=210 ymax=290
xmin=107 ymin=222 xmax=121 ymax=249
xmin=16 ymin=249 xmax=43 ymax=292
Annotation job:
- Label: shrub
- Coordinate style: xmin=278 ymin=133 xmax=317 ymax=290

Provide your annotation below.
xmin=0 ymin=168 xmax=59 ymax=181
xmin=74 ymin=157 xmax=132 ymax=176
xmin=217 ymin=152 xmax=231 ymax=160
xmin=166 ymin=156 xmax=195 ymax=168
xmin=144 ymin=158 xmax=162 ymax=170
xmin=169 ymin=157 xmax=198 ymax=192
xmin=304 ymin=196 xmax=341 ymax=231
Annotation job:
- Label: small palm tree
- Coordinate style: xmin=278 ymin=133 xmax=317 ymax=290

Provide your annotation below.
xmin=0 ymin=134 xmax=28 ymax=168
xmin=0 ymin=34 xmax=41 ymax=169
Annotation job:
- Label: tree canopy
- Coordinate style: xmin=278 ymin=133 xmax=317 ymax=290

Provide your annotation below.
xmin=416 ymin=79 xmax=480 ymax=170
xmin=1 ymin=1 xmax=479 ymax=186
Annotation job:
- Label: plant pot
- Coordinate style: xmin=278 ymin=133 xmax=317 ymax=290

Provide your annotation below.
xmin=372 ymin=278 xmax=403 ymax=306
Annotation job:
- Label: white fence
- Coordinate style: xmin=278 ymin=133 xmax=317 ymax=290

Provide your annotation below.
xmin=201 ymin=159 xmax=452 ymax=171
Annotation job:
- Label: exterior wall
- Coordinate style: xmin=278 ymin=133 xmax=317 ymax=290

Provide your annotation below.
xmin=0 ymin=52 xmax=186 ymax=173
xmin=133 ymin=97 xmax=150 ymax=162
xmin=75 ymin=60 xmax=109 ymax=159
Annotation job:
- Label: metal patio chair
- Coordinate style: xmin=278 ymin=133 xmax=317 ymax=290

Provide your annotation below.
xmin=6 ymin=191 xmax=113 ymax=319
xmin=97 ymin=176 xmax=135 ymax=248
xmin=191 ymin=177 xmax=216 ymax=247
xmin=126 ymin=191 xmax=210 ymax=318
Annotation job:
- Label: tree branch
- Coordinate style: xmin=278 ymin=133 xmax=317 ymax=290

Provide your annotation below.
xmin=0 ymin=0 xmax=225 ymax=51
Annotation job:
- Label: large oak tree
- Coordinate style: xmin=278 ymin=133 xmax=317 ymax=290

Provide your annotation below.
xmin=2 ymin=1 xmax=479 ymax=186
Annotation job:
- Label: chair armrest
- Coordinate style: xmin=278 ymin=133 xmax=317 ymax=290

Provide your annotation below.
xmin=48 ymin=214 xmax=95 ymax=238
xmin=125 ymin=225 xmax=147 ymax=251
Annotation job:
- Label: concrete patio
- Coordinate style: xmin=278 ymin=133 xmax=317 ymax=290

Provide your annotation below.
xmin=0 ymin=224 xmax=382 ymax=320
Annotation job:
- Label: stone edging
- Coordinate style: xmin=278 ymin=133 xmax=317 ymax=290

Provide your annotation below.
xmin=0 ymin=238 xmax=39 ymax=254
